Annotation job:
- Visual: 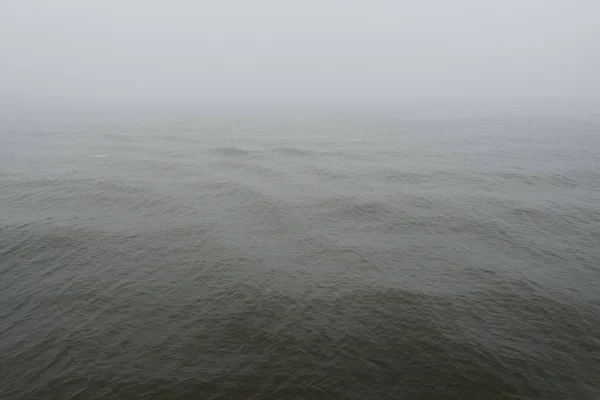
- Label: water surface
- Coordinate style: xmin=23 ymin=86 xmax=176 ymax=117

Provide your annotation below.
xmin=1 ymin=116 xmax=599 ymax=399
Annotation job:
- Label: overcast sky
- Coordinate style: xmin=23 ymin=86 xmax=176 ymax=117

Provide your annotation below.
xmin=1 ymin=0 xmax=599 ymax=113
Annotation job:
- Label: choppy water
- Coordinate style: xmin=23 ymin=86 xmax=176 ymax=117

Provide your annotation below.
xmin=1 ymin=116 xmax=599 ymax=399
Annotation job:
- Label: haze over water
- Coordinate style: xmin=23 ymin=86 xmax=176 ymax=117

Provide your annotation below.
xmin=2 ymin=0 xmax=600 ymax=398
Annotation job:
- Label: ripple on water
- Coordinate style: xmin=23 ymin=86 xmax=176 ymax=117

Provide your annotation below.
xmin=1 ymin=118 xmax=600 ymax=399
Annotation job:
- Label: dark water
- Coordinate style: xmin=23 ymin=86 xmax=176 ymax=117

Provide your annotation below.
xmin=1 ymin=116 xmax=599 ymax=399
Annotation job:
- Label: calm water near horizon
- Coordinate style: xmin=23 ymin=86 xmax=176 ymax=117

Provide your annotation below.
xmin=1 ymin=115 xmax=599 ymax=399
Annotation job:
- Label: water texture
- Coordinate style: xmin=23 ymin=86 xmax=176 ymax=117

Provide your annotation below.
xmin=1 ymin=116 xmax=599 ymax=399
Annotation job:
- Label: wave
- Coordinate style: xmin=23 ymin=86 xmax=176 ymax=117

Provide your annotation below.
xmin=2 ymin=283 xmax=597 ymax=399
xmin=272 ymin=147 xmax=315 ymax=157
xmin=213 ymin=147 xmax=257 ymax=157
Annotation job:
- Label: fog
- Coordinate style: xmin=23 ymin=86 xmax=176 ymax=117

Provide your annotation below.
xmin=1 ymin=0 xmax=599 ymax=117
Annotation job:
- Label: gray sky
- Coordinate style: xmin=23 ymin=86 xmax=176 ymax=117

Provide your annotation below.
xmin=1 ymin=0 xmax=599 ymax=113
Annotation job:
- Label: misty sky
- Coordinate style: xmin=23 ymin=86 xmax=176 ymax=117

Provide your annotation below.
xmin=1 ymin=0 xmax=599 ymax=111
